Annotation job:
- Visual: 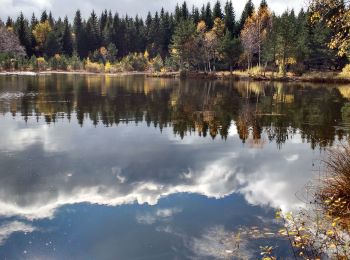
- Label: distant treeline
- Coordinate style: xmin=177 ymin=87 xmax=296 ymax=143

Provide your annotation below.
xmin=0 ymin=0 xmax=349 ymax=73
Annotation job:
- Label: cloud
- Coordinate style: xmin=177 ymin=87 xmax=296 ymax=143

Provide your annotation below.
xmin=0 ymin=0 xmax=305 ymax=21
xmin=0 ymin=120 xmax=313 ymax=221
xmin=190 ymin=226 xmax=253 ymax=259
xmin=136 ymin=207 xmax=182 ymax=225
xmin=0 ymin=221 xmax=36 ymax=245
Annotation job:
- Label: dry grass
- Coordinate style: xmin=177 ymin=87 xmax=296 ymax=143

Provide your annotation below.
xmin=319 ymin=144 xmax=350 ymax=225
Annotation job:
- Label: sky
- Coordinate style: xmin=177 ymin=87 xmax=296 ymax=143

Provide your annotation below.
xmin=0 ymin=0 xmax=305 ymax=21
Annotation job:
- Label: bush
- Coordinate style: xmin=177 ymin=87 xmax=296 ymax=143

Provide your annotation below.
xmin=37 ymin=57 xmax=48 ymax=71
xmin=69 ymin=53 xmax=83 ymax=71
xmin=49 ymin=54 xmax=69 ymax=70
xmin=119 ymin=53 xmax=149 ymax=71
xmin=340 ymin=64 xmax=350 ymax=77
xmin=164 ymin=56 xmax=179 ymax=72
xmin=85 ymin=58 xmax=104 ymax=73
xmin=150 ymin=55 xmax=164 ymax=72
xmin=247 ymin=66 xmax=264 ymax=76
xmin=104 ymin=62 xmax=119 ymax=73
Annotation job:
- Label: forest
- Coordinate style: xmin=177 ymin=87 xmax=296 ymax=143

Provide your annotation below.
xmin=0 ymin=0 xmax=349 ymax=76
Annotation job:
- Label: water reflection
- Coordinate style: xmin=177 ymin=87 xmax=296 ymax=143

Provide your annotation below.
xmin=0 ymin=75 xmax=349 ymax=258
xmin=1 ymin=75 xmax=349 ymax=148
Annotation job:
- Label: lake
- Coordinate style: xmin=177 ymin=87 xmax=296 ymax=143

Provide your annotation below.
xmin=0 ymin=74 xmax=349 ymax=259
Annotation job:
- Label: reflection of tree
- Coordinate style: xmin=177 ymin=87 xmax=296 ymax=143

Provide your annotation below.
xmin=0 ymin=75 xmax=350 ymax=149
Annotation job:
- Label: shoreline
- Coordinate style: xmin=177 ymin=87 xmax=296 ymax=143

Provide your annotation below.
xmin=1 ymin=70 xmax=350 ymax=84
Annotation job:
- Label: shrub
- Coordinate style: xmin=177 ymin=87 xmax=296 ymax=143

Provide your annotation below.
xmin=37 ymin=57 xmax=48 ymax=71
xmin=150 ymin=55 xmax=164 ymax=72
xmin=247 ymin=66 xmax=264 ymax=76
xmin=164 ymin=56 xmax=179 ymax=72
xmin=48 ymin=54 xmax=69 ymax=70
xmin=29 ymin=55 xmax=38 ymax=71
xmin=85 ymin=58 xmax=104 ymax=73
xmin=119 ymin=53 xmax=149 ymax=71
xmin=104 ymin=62 xmax=119 ymax=73
xmin=69 ymin=53 xmax=83 ymax=71
xmin=340 ymin=64 xmax=350 ymax=77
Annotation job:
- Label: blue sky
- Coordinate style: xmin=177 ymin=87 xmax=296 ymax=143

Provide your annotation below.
xmin=0 ymin=0 xmax=305 ymax=20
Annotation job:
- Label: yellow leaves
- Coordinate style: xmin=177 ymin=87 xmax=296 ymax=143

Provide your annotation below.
xmin=32 ymin=21 xmax=52 ymax=46
xmin=326 ymin=230 xmax=334 ymax=236
xmin=144 ymin=50 xmax=149 ymax=59
xmin=196 ymin=20 xmax=207 ymax=33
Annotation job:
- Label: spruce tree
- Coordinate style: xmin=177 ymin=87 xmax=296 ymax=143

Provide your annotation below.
xmin=16 ymin=12 xmax=31 ymax=56
xmin=239 ymin=0 xmax=254 ymax=33
xmin=73 ymin=10 xmax=87 ymax=58
xmin=205 ymin=3 xmax=213 ymax=28
xmin=62 ymin=16 xmax=73 ymax=56
xmin=40 ymin=11 xmax=48 ymax=23
xmin=213 ymin=1 xmax=223 ymax=19
xmin=224 ymin=1 xmax=236 ymax=36
xmin=44 ymin=31 xmax=61 ymax=57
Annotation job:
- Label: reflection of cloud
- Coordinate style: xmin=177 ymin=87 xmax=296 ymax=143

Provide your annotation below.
xmin=0 ymin=119 xmax=315 ymax=220
xmin=0 ymin=119 xmax=69 ymax=152
xmin=0 ymin=221 xmax=36 ymax=245
xmin=285 ymin=154 xmax=299 ymax=162
xmin=136 ymin=207 xmax=182 ymax=225
xmin=190 ymin=226 xmax=252 ymax=259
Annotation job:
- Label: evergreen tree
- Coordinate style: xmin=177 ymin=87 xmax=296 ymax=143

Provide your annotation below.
xmin=239 ymin=0 xmax=254 ymax=33
xmin=171 ymin=19 xmax=197 ymax=69
xmin=62 ymin=16 xmax=73 ymax=56
xmin=181 ymin=1 xmax=189 ymax=20
xmin=16 ymin=12 xmax=31 ymax=56
xmin=86 ymin=11 xmax=101 ymax=53
xmin=40 ymin=11 xmax=48 ymax=23
xmin=73 ymin=10 xmax=87 ymax=58
xmin=48 ymin=12 xmax=54 ymax=27
xmin=213 ymin=1 xmax=223 ymax=19
xmin=224 ymin=1 xmax=236 ymax=36
xmin=6 ymin=17 xmax=13 ymax=28
xmin=192 ymin=7 xmax=200 ymax=25
xmin=205 ymin=3 xmax=213 ymax=29
xmin=44 ymin=31 xmax=61 ymax=56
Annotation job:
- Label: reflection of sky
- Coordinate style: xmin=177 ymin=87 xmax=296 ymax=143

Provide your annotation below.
xmin=0 ymin=111 xmax=318 ymax=258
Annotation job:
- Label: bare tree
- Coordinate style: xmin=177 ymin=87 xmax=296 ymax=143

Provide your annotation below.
xmin=0 ymin=26 xmax=26 ymax=56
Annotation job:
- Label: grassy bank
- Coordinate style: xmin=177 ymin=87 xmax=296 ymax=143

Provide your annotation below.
xmin=2 ymin=68 xmax=350 ymax=84
xmin=147 ymin=70 xmax=350 ymax=84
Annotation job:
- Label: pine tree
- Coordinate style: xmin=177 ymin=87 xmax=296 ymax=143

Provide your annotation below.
xmin=205 ymin=3 xmax=213 ymax=29
xmin=181 ymin=1 xmax=189 ymax=20
xmin=40 ymin=11 xmax=48 ymax=23
xmin=44 ymin=31 xmax=61 ymax=56
xmin=224 ymin=1 xmax=236 ymax=36
xmin=86 ymin=11 xmax=101 ymax=53
xmin=192 ymin=7 xmax=200 ymax=25
xmin=62 ymin=16 xmax=73 ymax=56
xmin=239 ymin=0 xmax=254 ymax=33
xmin=73 ymin=10 xmax=87 ymax=58
xmin=16 ymin=12 xmax=31 ymax=56
xmin=6 ymin=17 xmax=13 ymax=28
xmin=213 ymin=1 xmax=223 ymax=19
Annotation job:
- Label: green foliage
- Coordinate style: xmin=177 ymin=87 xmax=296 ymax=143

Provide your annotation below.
xmin=69 ymin=52 xmax=83 ymax=70
xmin=170 ymin=19 xmax=197 ymax=69
xmin=150 ymin=54 xmax=164 ymax=72
xmin=118 ymin=53 xmax=149 ymax=71
xmin=44 ymin=31 xmax=61 ymax=57
xmin=48 ymin=55 xmax=68 ymax=70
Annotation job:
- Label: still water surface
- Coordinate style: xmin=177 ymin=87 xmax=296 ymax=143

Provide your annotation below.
xmin=0 ymin=75 xmax=349 ymax=259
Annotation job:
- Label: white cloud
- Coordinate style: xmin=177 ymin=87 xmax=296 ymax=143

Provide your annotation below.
xmin=0 ymin=221 xmax=36 ymax=245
